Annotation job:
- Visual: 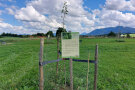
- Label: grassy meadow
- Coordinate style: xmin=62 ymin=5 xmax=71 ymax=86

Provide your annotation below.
xmin=130 ymin=34 xmax=135 ymax=37
xmin=0 ymin=37 xmax=135 ymax=90
xmin=121 ymin=34 xmax=135 ymax=38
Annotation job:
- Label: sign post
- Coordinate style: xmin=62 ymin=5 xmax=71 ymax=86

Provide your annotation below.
xmin=69 ymin=58 xmax=73 ymax=90
xmin=39 ymin=38 xmax=44 ymax=90
xmin=61 ymin=32 xmax=79 ymax=90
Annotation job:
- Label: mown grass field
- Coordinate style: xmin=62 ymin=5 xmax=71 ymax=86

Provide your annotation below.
xmin=121 ymin=34 xmax=135 ymax=37
xmin=130 ymin=34 xmax=135 ymax=37
xmin=0 ymin=37 xmax=135 ymax=90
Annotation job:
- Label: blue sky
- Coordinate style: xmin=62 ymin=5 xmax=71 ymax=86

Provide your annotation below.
xmin=0 ymin=0 xmax=135 ymax=34
xmin=84 ymin=0 xmax=106 ymax=10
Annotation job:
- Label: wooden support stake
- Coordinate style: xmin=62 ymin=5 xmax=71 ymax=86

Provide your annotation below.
xmin=64 ymin=59 xmax=67 ymax=88
xmin=39 ymin=38 xmax=44 ymax=90
xmin=56 ymin=37 xmax=60 ymax=74
xmin=69 ymin=58 xmax=73 ymax=90
xmin=86 ymin=52 xmax=90 ymax=90
xmin=94 ymin=44 xmax=98 ymax=90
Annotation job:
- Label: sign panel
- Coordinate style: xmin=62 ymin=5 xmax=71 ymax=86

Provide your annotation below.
xmin=62 ymin=32 xmax=79 ymax=58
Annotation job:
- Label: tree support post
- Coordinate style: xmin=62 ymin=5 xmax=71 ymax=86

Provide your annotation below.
xmin=69 ymin=58 xmax=73 ymax=90
xmin=39 ymin=38 xmax=44 ymax=90
xmin=56 ymin=37 xmax=60 ymax=75
xmin=86 ymin=52 xmax=90 ymax=90
xmin=94 ymin=44 xmax=98 ymax=90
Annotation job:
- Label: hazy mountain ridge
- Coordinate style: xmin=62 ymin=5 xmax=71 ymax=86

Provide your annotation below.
xmin=87 ymin=26 xmax=135 ymax=36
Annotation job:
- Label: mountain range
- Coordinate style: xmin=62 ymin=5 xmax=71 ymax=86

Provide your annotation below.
xmin=85 ymin=26 xmax=135 ymax=36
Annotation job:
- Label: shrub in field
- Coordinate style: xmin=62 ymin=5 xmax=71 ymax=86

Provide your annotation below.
xmin=127 ymin=33 xmax=130 ymax=38
xmin=56 ymin=27 xmax=67 ymax=38
xmin=0 ymin=36 xmax=3 ymax=38
xmin=46 ymin=31 xmax=54 ymax=37
xmin=108 ymin=31 xmax=116 ymax=37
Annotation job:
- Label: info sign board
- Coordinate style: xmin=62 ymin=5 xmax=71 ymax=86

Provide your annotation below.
xmin=61 ymin=32 xmax=79 ymax=58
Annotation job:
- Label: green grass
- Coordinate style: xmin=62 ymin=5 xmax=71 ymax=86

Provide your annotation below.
xmin=130 ymin=34 xmax=135 ymax=37
xmin=0 ymin=37 xmax=135 ymax=90
xmin=121 ymin=34 xmax=135 ymax=37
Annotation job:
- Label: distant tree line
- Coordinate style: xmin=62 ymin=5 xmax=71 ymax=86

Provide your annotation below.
xmin=90 ymin=31 xmax=132 ymax=38
xmin=0 ymin=27 xmax=67 ymax=38
xmin=0 ymin=31 xmax=54 ymax=38
xmin=0 ymin=32 xmax=25 ymax=37
xmin=32 ymin=31 xmax=54 ymax=37
xmin=107 ymin=31 xmax=131 ymax=38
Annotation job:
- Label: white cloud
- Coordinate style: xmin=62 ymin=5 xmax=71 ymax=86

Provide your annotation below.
xmin=5 ymin=5 xmax=18 ymax=15
xmin=0 ymin=22 xmax=13 ymax=28
xmin=104 ymin=0 xmax=135 ymax=11
xmin=15 ymin=5 xmax=46 ymax=22
xmin=6 ymin=8 xmax=15 ymax=15
xmin=96 ymin=8 xmax=135 ymax=28
xmin=131 ymin=0 xmax=135 ymax=7
xmin=0 ymin=22 xmax=35 ymax=34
